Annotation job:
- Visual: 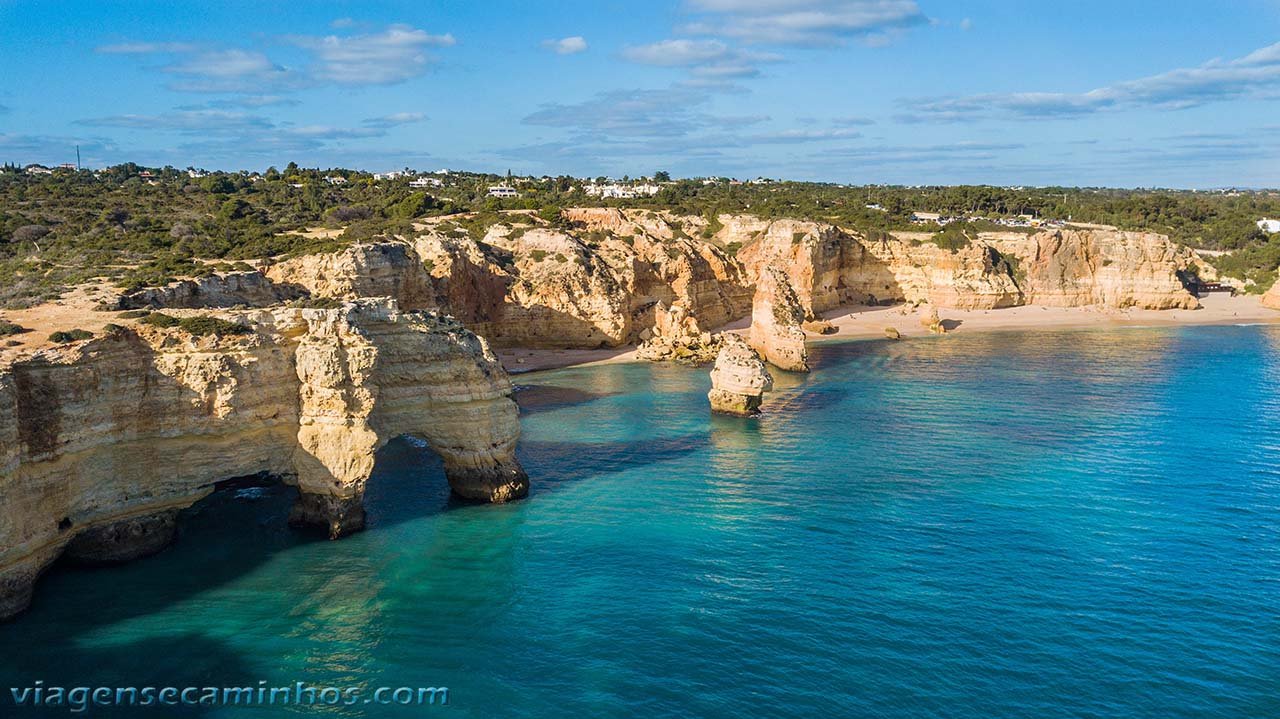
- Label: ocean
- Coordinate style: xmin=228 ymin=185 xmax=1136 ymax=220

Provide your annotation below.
xmin=2 ymin=325 xmax=1278 ymax=717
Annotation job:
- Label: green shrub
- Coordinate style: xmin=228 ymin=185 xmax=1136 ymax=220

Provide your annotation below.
xmin=138 ymin=312 xmax=181 ymax=329
xmin=0 ymin=321 xmax=29 ymax=336
xmin=175 ymin=316 xmax=252 ymax=337
xmin=529 ymin=249 xmax=548 ymax=262
xmin=49 ymin=328 xmax=93 ymax=343
xmin=139 ymin=312 xmax=250 ymax=336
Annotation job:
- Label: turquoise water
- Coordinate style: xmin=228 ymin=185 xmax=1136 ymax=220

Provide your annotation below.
xmin=3 ymin=325 xmax=1279 ymax=717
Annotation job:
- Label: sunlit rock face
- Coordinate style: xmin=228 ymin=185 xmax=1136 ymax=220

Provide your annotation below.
xmin=749 ymin=267 xmax=809 ymax=373
xmin=1263 ymin=282 xmax=1280 ymax=310
xmin=0 ymin=299 xmax=523 ymax=620
xmin=708 ymin=333 xmax=773 ymax=416
xmin=730 ymin=218 xmax=1201 ymax=314
xmin=986 ymin=229 xmax=1201 ymax=309
xmin=730 ymin=217 xmax=1023 ymax=313
xmin=266 ymin=242 xmax=438 ymax=310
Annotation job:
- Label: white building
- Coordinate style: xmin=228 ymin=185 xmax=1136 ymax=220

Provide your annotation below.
xmin=24 ymin=165 xmax=53 ymax=175
xmin=324 ymin=175 xmax=348 ymax=185
xmin=488 ymin=185 xmax=518 ymax=198
xmin=410 ymin=177 xmax=443 ymax=188
xmin=1258 ymin=218 xmax=1280 ymax=234
xmin=584 ymin=182 xmax=662 ymax=199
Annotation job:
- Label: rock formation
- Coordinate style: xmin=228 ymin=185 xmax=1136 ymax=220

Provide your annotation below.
xmin=266 ymin=242 xmax=437 ymax=310
xmin=732 ymin=218 xmax=1023 ymax=314
xmin=749 ymin=267 xmax=809 ymax=372
xmin=919 ymin=304 xmax=945 ymax=334
xmin=261 ymin=211 xmax=752 ymax=351
xmin=0 ymin=299 xmax=524 ymax=620
xmin=708 ymin=333 xmax=772 ymax=416
xmin=986 ymin=229 xmax=1201 ymax=309
xmin=1263 ymin=282 xmax=1280 ymax=310
xmin=113 ymin=270 xmax=307 ymax=310
xmin=731 ymin=218 xmax=1201 ymax=314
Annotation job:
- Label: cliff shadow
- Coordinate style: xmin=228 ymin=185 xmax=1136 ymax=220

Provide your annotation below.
xmin=512 ymin=382 xmax=622 ymax=415
xmin=518 ymin=432 xmax=711 ymax=496
xmin=0 ymin=633 xmax=254 ymax=717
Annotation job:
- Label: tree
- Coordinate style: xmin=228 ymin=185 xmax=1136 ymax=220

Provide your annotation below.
xmin=653 ymin=170 xmax=671 ymax=182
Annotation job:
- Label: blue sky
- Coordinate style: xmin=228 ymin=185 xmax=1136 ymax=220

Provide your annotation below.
xmin=1 ymin=0 xmax=1278 ymax=187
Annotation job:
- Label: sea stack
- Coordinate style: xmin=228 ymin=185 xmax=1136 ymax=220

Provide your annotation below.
xmin=708 ymin=333 xmax=773 ymax=416
xmin=749 ymin=266 xmax=810 ymax=372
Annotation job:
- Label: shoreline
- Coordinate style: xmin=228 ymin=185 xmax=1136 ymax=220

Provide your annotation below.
xmin=500 ymin=294 xmax=1280 ymax=375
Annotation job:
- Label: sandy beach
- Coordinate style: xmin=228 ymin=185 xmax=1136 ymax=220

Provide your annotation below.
xmin=500 ymin=293 xmax=1280 ymax=375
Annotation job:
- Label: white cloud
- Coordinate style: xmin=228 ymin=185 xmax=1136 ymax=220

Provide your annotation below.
xmin=362 ymin=112 xmax=428 ymax=128
xmin=901 ymin=40 xmax=1280 ymax=122
xmin=289 ymin=24 xmax=456 ymax=85
xmin=621 ymin=39 xmax=780 ymax=85
xmin=681 ymin=0 xmax=927 ymax=45
xmin=95 ymin=23 xmax=455 ymax=94
xmin=96 ymin=41 xmax=199 ymax=54
xmin=543 ymin=36 xmax=588 ymax=55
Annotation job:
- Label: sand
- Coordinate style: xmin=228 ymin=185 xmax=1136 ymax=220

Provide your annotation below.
xmin=499 ymin=294 xmax=1280 ymax=375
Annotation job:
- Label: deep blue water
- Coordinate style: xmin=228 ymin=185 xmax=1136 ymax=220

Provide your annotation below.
xmin=2 ymin=325 xmax=1279 ymax=717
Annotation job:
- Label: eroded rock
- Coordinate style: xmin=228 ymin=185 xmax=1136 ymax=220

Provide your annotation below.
xmin=0 ymin=299 xmax=524 ymax=619
xmin=749 ymin=267 xmax=809 ymax=372
xmin=708 ymin=334 xmax=772 ymax=416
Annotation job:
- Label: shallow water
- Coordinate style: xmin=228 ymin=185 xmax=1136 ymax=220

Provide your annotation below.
xmin=2 ymin=325 xmax=1279 ymax=717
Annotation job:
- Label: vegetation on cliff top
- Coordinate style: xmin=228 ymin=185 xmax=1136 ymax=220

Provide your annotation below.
xmin=2 ymin=164 xmax=1278 ymax=308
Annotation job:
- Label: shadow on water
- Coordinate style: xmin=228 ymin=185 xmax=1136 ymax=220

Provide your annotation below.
xmin=512 ymin=383 xmax=619 ymax=415
xmin=806 ymin=338 xmax=896 ymax=371
xmin=3 ymin=634 xmax=253 ymax=718
xmin=519 ymin=433 xmax=711 ymax=494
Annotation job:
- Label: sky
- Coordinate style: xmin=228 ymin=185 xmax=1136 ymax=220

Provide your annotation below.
xmin=1 ymin=0 xmax=1279 ymax=187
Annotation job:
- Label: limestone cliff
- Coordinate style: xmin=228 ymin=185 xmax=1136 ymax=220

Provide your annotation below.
xmin=749 ymin=267 xmax=809 ymax=372
xmin=0 ymin=299 xmax=524 ymax=620
xmin=263 ymin=211 xmax=751 ymax=350
xmin=114 ymin=270 xmax=307 ymax=310
xmin=985 ymin=229 xmax=1200 ymax=309
xmin=265 ymin=242 xmax=437 ymax=310
xmin=731 ymin=217 xmax=1023 ymax=313
xmin=730 ymin=218 xmax=1199 ymax=313
xmin=1263 ymin=282 xmax=1280 ymax=310
xmin=412 ymin=210 xmax=751 ymax=348
xmin=708 ymin=333 xmax=772 ymax=416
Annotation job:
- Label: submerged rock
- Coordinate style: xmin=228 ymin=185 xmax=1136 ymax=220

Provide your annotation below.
xmin=708 ymin=334 xmax=773 ymax=416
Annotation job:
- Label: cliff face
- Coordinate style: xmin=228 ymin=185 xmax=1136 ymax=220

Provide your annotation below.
xmin=415 ymin=209 xmax=751 ymax=348
xmin=0 ymin=300 xmax=523 ymax=620
xmin=731 ymin=218 xmax=1199 ymax=313
xmin=1263 ymin=283 xmax=1280 ymax=310
xmin=258 ymin=211 xmax=750 ymax=350
xmin=266 ymin=242 xmax=438 ymax=310
xmin=986 ymin=230 xmax=1201 ymax=309
xmin=114 ymin=271 xmax=307 ymax=310
xmin=731 ymin=218 xmax=1023 ymax=314
xmin=749 ymin=267 xmax=809 ymax=372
